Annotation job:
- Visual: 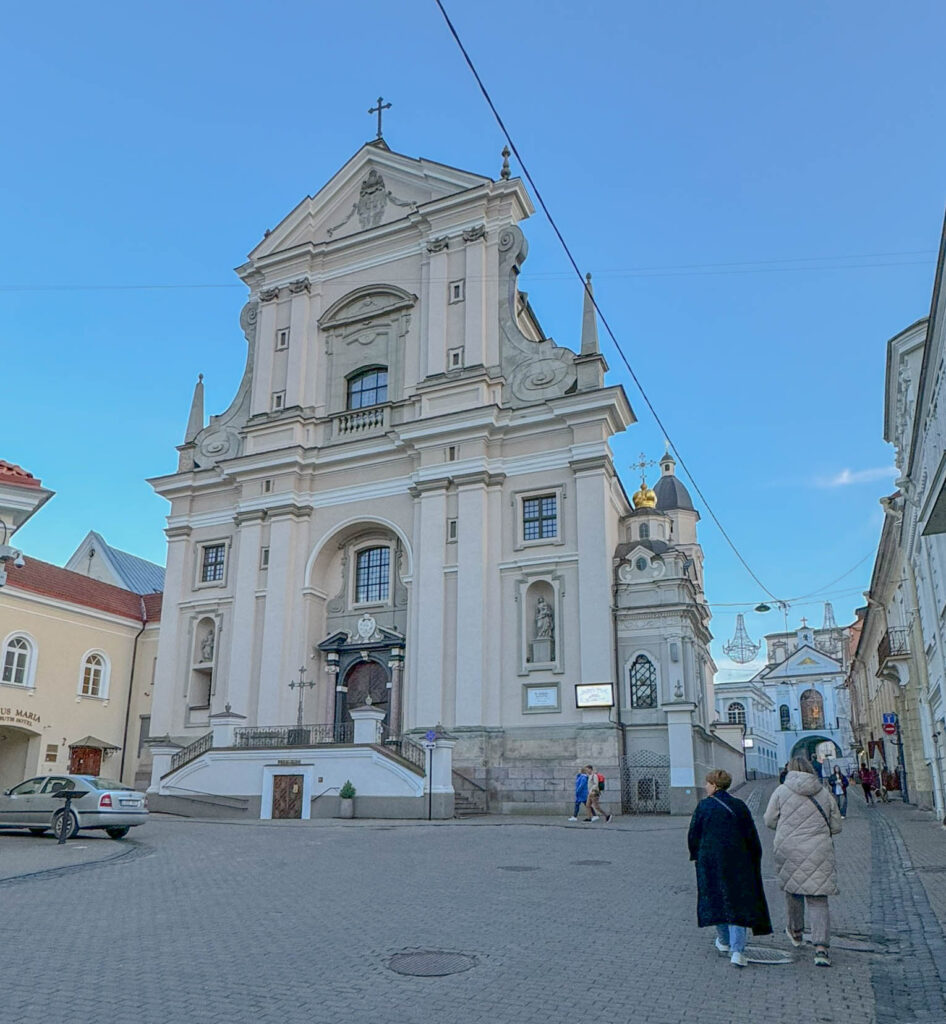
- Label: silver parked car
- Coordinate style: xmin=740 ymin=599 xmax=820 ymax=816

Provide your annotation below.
xmin=0 ymin=774 xmax=148 ymax=840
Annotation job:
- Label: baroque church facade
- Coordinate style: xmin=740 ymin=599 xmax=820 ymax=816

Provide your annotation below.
xmin=147 ymin=139 xmax=740 ymax=816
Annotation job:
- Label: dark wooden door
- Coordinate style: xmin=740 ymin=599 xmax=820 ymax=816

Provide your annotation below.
xmin=69 ymin=746 xmax=102 ymax=776
xmin=272 ymin=774 xmax=304 ymax=819
xmin=341 ymin=661 xmax=390 ymax=723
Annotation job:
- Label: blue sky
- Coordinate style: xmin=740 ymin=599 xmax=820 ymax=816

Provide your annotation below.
xmin=3 ymin=2 xmax=945 ymax=677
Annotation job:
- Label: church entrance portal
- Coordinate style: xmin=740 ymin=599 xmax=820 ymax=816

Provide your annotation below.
xmin=338 ymin=660 xmax=390 ymax=728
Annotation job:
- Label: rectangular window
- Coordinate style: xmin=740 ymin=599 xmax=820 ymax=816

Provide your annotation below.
xmin=447 ymin=518 xmax=458 ymax=543
xmin=355 ymin=547 xmax=390 ymax=603
xmin=262 ymin=478 xmax=274 ymax=494
xmin=201 ymin=544 xmax=226 ymax=583
xmin=271 ymin=391 xmax=286 ymax=411
xmin=275 ymin=327 xmax=290 ymax=350
xmin=522 ymin=495 xmax=557 ymax=542
xmin=446 ymin=445 xmax=458 ymax=462
xmin=260 ymin=547 xmax=270 ymax=570
xmin=448 ymin=347 xmax=464 ymax=369
xmin=449 ymin=280 xmax=465 ymax=303
xmin=348 ymin=369 xmax=388 ymax=410
xmin=45 ymin=744 xmax=58 ymax=763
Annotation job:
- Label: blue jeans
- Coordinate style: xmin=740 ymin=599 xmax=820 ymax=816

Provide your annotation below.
xmin=716 ymin=924 xmax=747 ymax=953
xmin=833 ymin=789 xmax=847 ymax=816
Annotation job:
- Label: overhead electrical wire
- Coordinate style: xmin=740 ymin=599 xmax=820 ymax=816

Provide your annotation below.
xmin=433 ymin=0 xmax=787 ymax=599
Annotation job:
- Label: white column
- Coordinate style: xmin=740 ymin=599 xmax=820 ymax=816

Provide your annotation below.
xmin=463 ymin=239 xmax=486 ymax=367
xmin=148 ymin=742 xmax=181 ymax=794
xmin=409 ymin=484 xmax=447 ymax=726
xmin=227 ymin=514 xmax=263 ymax=719
xmin=455 ymin=475 xmax=487 ymax=725
xmin=149 ymin=530 xmax=191 ymax=736
xmin=285 ymin=289 xmax=310 ymax=407
xmin=250 ymin=300 xmax=278 ymax=415
xmin=572 ymin=462 xmax=615 ymax=684
xmin=426 ymin=250 xmax=449 ymax=377
xmin=667 ymin=705 xmax=698 ymax=786
xmin=210 ymin=710 xmax=246 ymax=748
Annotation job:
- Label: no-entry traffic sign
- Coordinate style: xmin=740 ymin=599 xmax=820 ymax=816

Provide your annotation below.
xmin=883 ymin=723 xmax=897 ymax=735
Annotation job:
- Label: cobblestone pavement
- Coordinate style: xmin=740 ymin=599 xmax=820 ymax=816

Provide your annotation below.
xmin=1 ymin=782 xmax=943 ymax=1024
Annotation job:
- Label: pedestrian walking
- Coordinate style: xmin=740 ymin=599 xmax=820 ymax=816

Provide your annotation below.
xmin=859 ymin=764 xmax=875 ymax=805
xmin=687 ymin=769 xmax=772 ymax=968
xmin=586 ymin=765 xmax=612 ymax=823
xmin=829 ymin=766 xmax=848 ymax=818
xmin=779 ymin=763 xmax=789 ymax=785
xmin=763 ymin=756 xmax=842 ymax=967
xmin=568 ymin=765 xmax=591 ymax=821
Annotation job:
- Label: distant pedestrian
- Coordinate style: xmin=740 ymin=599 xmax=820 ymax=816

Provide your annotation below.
xmin=829 ymin=767 xmax=848 ymax=818
xmin=764 ymin=756 xmax=843 ymax=967
xmin=687 ymin=769 xmax=772 ymax=968
xmin=859 ymin=764 xmax=875 ymax=805
xmin=779 ymin=764 xmax=789 ymax=785
xmin=568 ymin=765 xmax=591 ymax=821
xmin=586 ymin=766 xmax=612 ymax=823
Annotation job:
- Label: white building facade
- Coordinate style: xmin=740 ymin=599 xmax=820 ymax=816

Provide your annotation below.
xmin=146 ymin=140 xmax=740 ymax=817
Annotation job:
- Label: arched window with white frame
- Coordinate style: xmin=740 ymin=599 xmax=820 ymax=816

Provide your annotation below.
xmin=2 ymin=635 xmax=34 ymax=687
xmin=727 ymin=701 xmax=746 ymax=725
xmin=79 ymin=651 xmax=110 ymax=698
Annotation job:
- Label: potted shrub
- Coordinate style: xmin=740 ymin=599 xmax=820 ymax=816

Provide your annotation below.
xmin=339 ymin=780 xmax=355 ymax=819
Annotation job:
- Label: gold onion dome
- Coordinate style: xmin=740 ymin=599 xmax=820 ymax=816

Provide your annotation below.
xmin=632 ymin=481 xmax=657 ymax=509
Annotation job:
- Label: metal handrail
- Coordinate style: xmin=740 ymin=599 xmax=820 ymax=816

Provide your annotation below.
xmin=169 ymin=731 xmax=213 ymax=772
xmin=232 ymin=723 xmax=354 ymax=748
xmin=878 ymin=627 xmax=910 ymax=665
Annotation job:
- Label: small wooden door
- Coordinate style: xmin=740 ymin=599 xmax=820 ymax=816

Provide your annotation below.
xmin=272 ymin=774 xmax=304 ymax=819
xmin=69 ymin=746 xmax=102 ymax=776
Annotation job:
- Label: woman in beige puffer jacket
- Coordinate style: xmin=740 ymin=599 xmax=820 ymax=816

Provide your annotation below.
xmin=763 ymin=756 xmax=842 ymax=967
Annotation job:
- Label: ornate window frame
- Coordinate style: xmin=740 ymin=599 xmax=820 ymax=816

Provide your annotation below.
xmin=351 ymin=541 xmax=394 ymax=610
xmin=513 ymin=485 xmax=565 ymax=551
xmin=626 ymin=651 xmax=659 ymax=710
xmin=195 ymin=539 xmax=230 ymax=589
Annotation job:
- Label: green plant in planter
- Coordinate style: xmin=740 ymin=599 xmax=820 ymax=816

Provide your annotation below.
xmin=339 ymin=780 xmax=356 ymax=800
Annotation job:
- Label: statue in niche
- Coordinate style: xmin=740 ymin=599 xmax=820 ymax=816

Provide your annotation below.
xmin=200 ymin=626 xmax=215 ymax=663
xmin=534 ymin=596 xmax=554 ymax=640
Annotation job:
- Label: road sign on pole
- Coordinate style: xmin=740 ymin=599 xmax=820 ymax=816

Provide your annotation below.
xmin=883 ymin=723 xmax=897 ymax=735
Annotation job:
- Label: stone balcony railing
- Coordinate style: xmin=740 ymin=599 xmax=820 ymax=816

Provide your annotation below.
xmin=331 ymin=404 xmax=389 ymax=440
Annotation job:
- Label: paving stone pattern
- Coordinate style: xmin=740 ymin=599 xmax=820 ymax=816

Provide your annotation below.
xmin=0 ymin=781 xmax=942 ymax=1024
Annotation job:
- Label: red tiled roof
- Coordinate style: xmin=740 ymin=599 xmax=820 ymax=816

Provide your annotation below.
xmin=5 ymin=557 xmax=162 ymax=622
xmin=0 ymin=461 xmax=41 ymax=488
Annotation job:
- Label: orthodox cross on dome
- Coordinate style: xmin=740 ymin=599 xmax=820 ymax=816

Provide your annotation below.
xmin=368 ymin=96 xmax=392 ymax=140
xmin=632 ymin=452 xmax=657 ymax=486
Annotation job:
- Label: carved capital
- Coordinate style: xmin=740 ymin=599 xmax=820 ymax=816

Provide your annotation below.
xmin=259 ymin=287 xmax=280 ymax=303
xmin=289 ymin=277 xmax=311 ymax=294
xmin=426 ymin=235 xmax=449 ymax=254
xmin=462 ymin=224 xmax=486 ymax=243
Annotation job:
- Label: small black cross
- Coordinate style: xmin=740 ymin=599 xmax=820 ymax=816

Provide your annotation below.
xmin=368 ymin=96 xmax=392 ymax=140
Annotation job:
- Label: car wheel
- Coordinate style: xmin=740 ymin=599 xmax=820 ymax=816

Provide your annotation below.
xmin=52 ymin=810 xmax=79 ymax=841
xmin=28 ymin=828 xmax=48 ymax=836
xmin=105 ymin=827 xmax=130 ymax=840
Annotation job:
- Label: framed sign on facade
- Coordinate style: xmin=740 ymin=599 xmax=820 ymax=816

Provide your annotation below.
xmin=575 ymin=683 xmax=614 ymax=709
xmin=523 ymin=684 xmax=560 ymax=714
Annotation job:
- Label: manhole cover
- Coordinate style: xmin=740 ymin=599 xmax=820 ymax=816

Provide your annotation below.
xmin=570 ymin=859 xmax=612 ymax=866
xmin=498 ymin=865 xmax=539 ymax=871
xmin=744 ymin=946 xmax=794 ymax=965
xmin=387 ymin=952 xmax=477 ymax=977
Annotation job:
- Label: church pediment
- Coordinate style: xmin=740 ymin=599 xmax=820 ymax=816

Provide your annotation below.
xmin=249 ymin=145 xmax=490 ymax=258
xmin=763 ymin=644 xmax=840 ymax=679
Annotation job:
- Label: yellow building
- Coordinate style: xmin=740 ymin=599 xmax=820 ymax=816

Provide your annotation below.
xmin=0 ymin=461 xmax=160 ymax=791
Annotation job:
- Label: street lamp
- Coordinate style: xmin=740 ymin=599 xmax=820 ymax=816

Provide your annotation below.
xmin=288 ymin=665 xmax=316 ymax=727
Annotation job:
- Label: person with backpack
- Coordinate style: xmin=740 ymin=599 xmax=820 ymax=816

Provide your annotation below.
xmin=586 ymin=765 xmax=612 ymax=823
xmin=568 ymin=765 xmax=591 ymax=821
xmin=764 ymin=756 xmax=842 ymax=967
xmin=687 ymin=768 xmax=772 ymax=967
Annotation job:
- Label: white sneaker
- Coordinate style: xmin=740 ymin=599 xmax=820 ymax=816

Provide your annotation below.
xmin=714 ymin=937 xmax=730 ymax=954
xmin=568 ymin=816 xmax=578 ymax=821
xmin=730 ymin=951 xmax=748 ymax=968
xmin=785 ymin=927 xmax=803 ymax=948
xmin=590 ymin=815 xmax=600 ymax=822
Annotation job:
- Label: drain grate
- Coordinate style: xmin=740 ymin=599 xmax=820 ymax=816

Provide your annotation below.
xmin=497 ymin=865 xmax=539 ymax=871
xmin=570 ymin=859 xmax=612 ymax=866
xmin=387 ymin=952 xmax=477 ymax=977
xmin=744 ymin=946 xmax=794 ymax=965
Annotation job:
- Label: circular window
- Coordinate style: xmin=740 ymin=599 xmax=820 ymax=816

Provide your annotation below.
xmin=635 ymin=557 xmax=648 ymax=571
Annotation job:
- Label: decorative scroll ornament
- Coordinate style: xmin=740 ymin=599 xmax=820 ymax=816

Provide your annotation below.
xmin=426 ymin=235 xmax=449 ymax=253
xmin=327 ymin=169 xmax=416 ymax=238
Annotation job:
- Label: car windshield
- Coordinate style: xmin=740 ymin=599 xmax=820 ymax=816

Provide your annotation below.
xmin=85 ymin=777 xmax=133 ymax=791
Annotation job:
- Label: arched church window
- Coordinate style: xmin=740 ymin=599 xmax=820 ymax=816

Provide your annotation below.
xmin=727 ymin=702 xmax=746 ymax=725
xmin=639 ymin=523 xmax=650 ymax=540
xmin=800 ymin=689 xmax=824 ymax=731
xmin=355 ymin=546 xmax=390 ymax=603
xmin=80 ymin=652 xmax=108 ymax=698
xmin=779 ymin=704 xmax=791 ymax=730
xmin=629 ymin=655 xmax=657 ymax=709
xmin=2 ymin=636 xmax=32 ymax=686
xmin=347 ymin=367 xmax=388 ymax=410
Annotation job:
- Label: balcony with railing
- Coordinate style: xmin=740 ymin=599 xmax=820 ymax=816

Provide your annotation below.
xmin=233 ymin=722 xmax=354 ymax=748
xmin=331 ymin=404 xmax=389 ymax=440
xmin=877 ymin=627 xmax=910 ymax=668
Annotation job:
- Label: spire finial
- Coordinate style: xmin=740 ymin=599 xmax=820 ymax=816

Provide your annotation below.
xmin=500 ymin=145 xmax=511 ymax=180
xmin=184 ymin=373 xmax=205 ymax=443
xmin=580 ymin=271 xmax=600 ymax=356
xmin=368 ymin=96 xmax=392 ymax=140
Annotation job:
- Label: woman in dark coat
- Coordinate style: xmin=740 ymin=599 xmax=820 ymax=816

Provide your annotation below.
xmin=687 ymin=769 xmax=772 ymax=967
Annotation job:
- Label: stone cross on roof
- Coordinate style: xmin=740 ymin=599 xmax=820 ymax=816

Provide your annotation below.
xmin=368 ymin=96 xmax=392 ymax=140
